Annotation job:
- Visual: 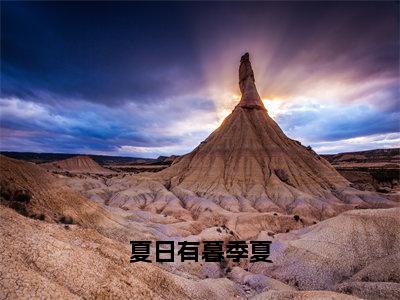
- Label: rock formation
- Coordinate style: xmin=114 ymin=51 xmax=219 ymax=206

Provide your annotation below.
xmin=151 ymin=53 xmax=394 ymax=219
xmin=238 ymin=53 xmax=266 ymax=110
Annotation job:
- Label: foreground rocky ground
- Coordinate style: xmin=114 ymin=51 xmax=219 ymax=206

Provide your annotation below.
xmin=1 ymin=155 xmax=399 ymax=299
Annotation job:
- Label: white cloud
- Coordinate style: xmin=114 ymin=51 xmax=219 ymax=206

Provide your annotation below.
xmin=312 ymin=132 xmax=400 ymax=154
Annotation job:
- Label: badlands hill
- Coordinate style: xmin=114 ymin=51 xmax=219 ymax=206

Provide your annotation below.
xmin=41 ymin=155 xmax=112 ymax=174
xmin=0 ymin=155 xmax=153 ymax=241
xmin=1 ymin=154 xmax=108 ymax=224
xmin=1 ymin=155 xmax=399 ymax=299
xmin=0 ymin=155 xmax=240 ymax=299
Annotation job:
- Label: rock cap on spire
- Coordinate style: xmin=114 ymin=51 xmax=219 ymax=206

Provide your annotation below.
xmin=238 ymin=52 xmax=266 ymax=110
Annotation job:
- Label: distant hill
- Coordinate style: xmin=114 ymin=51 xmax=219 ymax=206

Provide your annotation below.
xmin=41 ymin=155 xmax=113 ymax=174
xmin=0 ymin=151 xmax=155 ymax=165
xmin=322 ymin=148 xmax=399 ymax=194
xmin=322 ymin=148 xmax=400 ymax=165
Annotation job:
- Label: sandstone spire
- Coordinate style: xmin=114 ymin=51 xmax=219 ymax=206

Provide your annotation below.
xmin=238 ymin=52 xmax=266 ymax=110
xmin=151 ymin=53 xmax=389 ymax=220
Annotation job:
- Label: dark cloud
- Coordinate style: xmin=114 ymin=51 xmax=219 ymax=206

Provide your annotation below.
xmin=277 ymin=103 xmax=400 ymax=142
xmin=0 ymin=94 xmax=215 ymax=157
xmin=1 ymin=1 xmax=399 ymax=156
xmin=1 ymin=2 xmax=206 ymax=105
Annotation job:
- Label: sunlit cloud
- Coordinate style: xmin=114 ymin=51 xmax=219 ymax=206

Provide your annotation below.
xmin=119 ymin=143 xmax=193 ymax=157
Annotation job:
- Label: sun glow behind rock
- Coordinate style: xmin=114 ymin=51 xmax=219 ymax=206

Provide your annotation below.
xmin=212 ymin=93 xmax=240 ymax=127
xmin=261 ymin=97 xmax=286 ymax=119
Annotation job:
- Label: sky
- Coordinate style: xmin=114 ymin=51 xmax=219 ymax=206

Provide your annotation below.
xmin=1 ymin=1 xmax=399 ymax=158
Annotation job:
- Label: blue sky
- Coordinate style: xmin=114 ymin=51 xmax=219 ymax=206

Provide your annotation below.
xmin=1 ymin=1 xmax=399 ymax=157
